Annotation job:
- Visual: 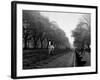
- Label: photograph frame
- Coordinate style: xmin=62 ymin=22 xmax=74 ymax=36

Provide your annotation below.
xmin=11 ymin=1 xmax=98 ymax=79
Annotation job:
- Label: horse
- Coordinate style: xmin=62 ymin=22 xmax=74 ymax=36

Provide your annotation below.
xmin=48 ymin=41 xmax=54 ymax=55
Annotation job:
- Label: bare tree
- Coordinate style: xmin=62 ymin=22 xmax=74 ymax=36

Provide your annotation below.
xmin=72 ymin=14 xmax=91 ymax=50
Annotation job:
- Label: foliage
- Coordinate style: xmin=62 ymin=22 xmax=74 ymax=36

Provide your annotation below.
xmin=23 ymin=10 xmax=70 ymax=49
xmin=72 ymin=14 xmax=91 ymax=49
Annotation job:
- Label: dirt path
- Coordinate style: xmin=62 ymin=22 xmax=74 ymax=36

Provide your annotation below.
xmin=34 ymin=51 xmax=75 ymax=68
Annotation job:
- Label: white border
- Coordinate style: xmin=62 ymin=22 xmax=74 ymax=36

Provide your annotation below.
xmin=17 ymin=3 xmax=96 ymax=77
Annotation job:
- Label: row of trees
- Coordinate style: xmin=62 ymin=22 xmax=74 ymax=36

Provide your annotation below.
xmin=23 ymin=10 xmax=70 ymax=49
xmin=72 ymin=14 xmax=91 ymax=50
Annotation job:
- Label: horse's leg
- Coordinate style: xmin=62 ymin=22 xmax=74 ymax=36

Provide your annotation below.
xmin=49 ymin=48 xmax=51 ymax=55
xmin=51 ymin=48 xmax=54 ymax=55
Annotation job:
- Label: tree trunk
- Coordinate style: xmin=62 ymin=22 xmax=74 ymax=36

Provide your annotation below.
xmin=33 ymin=37 xmax=37 ymax=48
xmin=24 ymin=39 xmax=27 ymax=49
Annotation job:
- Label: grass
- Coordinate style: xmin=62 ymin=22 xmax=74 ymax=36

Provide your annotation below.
xmin=23 ymin=48 xmax=68 ymax=69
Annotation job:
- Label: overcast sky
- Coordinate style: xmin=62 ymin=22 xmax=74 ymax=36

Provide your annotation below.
xmin=41 ymin=12 xmax=83 ymax=47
